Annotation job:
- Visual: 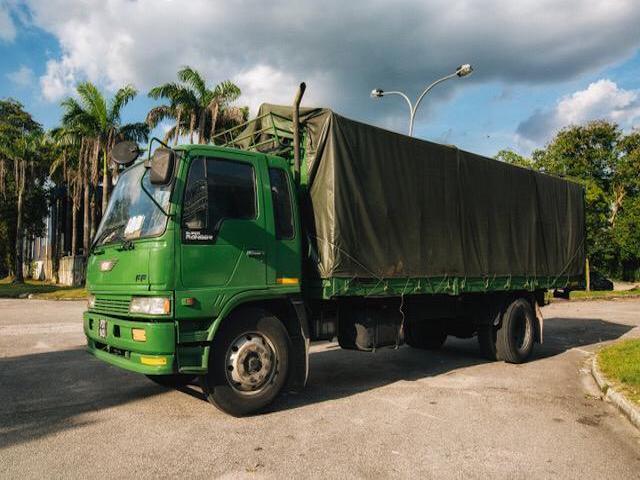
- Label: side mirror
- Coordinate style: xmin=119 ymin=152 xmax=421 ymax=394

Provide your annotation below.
xmin=149 ymin=148 xmax=175 ymax=185
xmin=112 ymin=141 xmax=140 ymax=166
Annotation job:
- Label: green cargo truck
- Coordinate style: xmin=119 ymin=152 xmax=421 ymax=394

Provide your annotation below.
xmin=84 ymin=84 xmax=585 ymax=416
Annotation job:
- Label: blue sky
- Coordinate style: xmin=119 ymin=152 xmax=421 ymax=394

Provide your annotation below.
xmin=2 ymin=0 xmax=640 ymax=158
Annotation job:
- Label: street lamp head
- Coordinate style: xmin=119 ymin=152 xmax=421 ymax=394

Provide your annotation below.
xmin=370 ymin=88 xmax=384 ymax=98
xmin=456 ymin=64 xmax=473 ymax=77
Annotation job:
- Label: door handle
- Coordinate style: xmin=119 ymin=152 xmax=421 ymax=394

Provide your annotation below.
xmin=246 ymin=249 xmax=265 ymax=258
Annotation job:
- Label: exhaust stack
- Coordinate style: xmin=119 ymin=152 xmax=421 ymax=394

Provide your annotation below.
xmin=292 ymin=82 xmax=306 ymax=185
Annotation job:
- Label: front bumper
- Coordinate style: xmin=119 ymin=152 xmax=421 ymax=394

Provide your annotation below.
xmin=84 ymin=311 xmax=176 ymax=375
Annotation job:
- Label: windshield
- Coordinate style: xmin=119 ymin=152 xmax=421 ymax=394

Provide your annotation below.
xmin=93 ymin=162 xmax=172 ymax=247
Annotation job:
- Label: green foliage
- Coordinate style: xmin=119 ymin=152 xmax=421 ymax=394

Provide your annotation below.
xmin=495 ymin=149 xmax=534 ymax=168
xmin=0 ymin=99 xmax=50 ymax=277
xmin=147 ymin=66 xmax=247 ymax=144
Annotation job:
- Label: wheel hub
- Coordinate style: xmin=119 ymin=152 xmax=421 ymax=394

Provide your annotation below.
xmin=226 ymin=333 xmax=276 ymax=393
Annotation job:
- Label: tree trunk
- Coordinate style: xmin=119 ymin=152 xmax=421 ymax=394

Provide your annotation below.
xmin=83 ymin=144 xmax=90 ymax=256
xmin=209 ymin=102 xmax=219 ymax=143
xmin=90 ymin=139 xmax=100 ymax=239
xmin=71 ymin=190 xmax=78 ymax=256
xmin=101 ymin=149 xmax=109 ymax=215
xmin=174 ymin=109 xmax=182 ymax=146
xmin=198 ymin=109 xmax=206 ymax=144
xmin=51 ymin=197 xmax=60 ymax=283
xmin=14 ymin=161 xmax=25 ymax=283
xmin=189 ymin=113 xmax=196 ymax=144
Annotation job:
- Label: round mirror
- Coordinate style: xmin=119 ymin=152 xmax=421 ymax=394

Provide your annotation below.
xmin=112 ymin=141 xmax=141 ymax=166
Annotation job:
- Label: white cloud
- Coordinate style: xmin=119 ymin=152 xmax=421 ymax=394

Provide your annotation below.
xmin=12 ymin=0 xmax=640 ymax=129
xmin=517 ymin=80 xmax=640 ymax=143
xmin=6 ymin=65 xmax=35 ymax=87
xmin=40 ymin=56 xmax=77 ymax=101
xmin=0 ymin=2 xmax=16 ymax=41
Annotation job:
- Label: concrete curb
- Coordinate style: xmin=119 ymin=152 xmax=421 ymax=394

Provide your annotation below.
xmin=591 ymin=356 xmax=640 ymax=431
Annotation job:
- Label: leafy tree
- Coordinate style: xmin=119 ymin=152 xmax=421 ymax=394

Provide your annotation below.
xmin=494 ymin=149 xmax=534 ymax=168
xmin=147 ymin=66 xmax=247 ymax=145
xmin=0 ymin=99 xmax=49 ymax=282
xmin=613 ymin=196 xmax=640 ymax=280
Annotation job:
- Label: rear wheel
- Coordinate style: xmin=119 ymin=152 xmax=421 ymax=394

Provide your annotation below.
xmin=404 ymin=320 xmax=447 ymax=350
xmin=201 ymin=308 xmax=290 ymax=416
xmin=496 ymin=298 xmax=535 ymax=363
xmin=146 ymin=374 xmax=196 ymax=388
xmin=477 ymin=297 xmax=535 ymax=363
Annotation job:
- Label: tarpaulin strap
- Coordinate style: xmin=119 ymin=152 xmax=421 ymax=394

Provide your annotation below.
xmin=550 ymin=236 xmax=586 ymax=287
xmin=395 ymin=277 xmax=412 ymax=349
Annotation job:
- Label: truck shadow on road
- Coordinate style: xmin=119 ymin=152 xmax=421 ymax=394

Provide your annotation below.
xmin=0 ymin=316 xmax=633 ymax=448
xmin=268 ymin=316 xmax=634 ymax=412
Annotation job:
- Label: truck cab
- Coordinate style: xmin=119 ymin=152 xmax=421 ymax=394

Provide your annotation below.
xmin=84 ymin=144 xmax=309 ymax=415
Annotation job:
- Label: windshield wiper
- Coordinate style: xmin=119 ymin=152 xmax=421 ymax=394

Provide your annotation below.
xmin=117 ymin=240 xmax=135 ymax=251
xmin=92 ymin=221 xmax=128 ymax=250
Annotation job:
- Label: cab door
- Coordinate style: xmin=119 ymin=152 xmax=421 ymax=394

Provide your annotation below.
xmin=179 ymin=153 xmax=268 ymax=306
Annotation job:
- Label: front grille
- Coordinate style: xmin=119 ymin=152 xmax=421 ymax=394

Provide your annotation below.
xmin=93 ymin=296 xmax=131 ymax=315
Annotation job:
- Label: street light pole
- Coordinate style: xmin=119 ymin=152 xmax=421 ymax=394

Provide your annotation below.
xmin=371 ymin=64 xmax=473 ymax=136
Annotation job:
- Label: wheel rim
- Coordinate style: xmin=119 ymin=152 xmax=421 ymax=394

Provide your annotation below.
xmin=225 ymin=332 xmax=278 ymax=394
xmin=513 ymin=308 xmax=532 ymax=352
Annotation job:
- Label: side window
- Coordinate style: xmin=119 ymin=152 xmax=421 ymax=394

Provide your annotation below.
xmin=182 ymin=157 xmax=256 ymax=242
xmin=182 ymin=158 xmax=208 ymax=230
xmin=206 ymin=158 xmax=256 ymax=228
xmin=269 ymin=168 xmax=294 ymax=239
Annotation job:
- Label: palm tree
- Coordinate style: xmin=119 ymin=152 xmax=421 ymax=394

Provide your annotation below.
xmin=60 ymin=82 xmax=149 ymax=252
xmin=50 ymin=125 xmax=84 ymax=257
xmin=147 ymin=66 xmax=246 ymax=145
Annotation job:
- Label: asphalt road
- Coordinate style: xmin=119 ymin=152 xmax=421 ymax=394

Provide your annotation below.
xmin=1 ymin=298 xmax=639 ymax=479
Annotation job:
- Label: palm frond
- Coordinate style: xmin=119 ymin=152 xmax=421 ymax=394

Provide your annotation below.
xmin=109 ymin=85 xmax=137 ymax=121
xmin=148 ymin=82 xmax=183 ymax=101
xmin=145 ymin=105 xmax=173 ymax=128
xmin=177 ymin=66 xmax=208 ymax=99
xmin=118 ymin=122 xmax=150 ymax=143
xmin=76 ymin=82 xmax=108 ymax=131
xmin=214 ymin=80 xmax=241 ymax=102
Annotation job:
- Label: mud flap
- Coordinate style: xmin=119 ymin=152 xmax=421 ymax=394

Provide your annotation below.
xmin=287 ymin=299 xmax=310 ymax=392
xmin=534 ymin=301 xmax=544 ymax=343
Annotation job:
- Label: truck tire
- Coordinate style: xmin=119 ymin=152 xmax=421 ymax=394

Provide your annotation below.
xmin=146 ymin=374 xmax=196 ymax=388
xmin=477 ymin=298 xmax=535 ymax=363
xmin=201 ymin=308 xmax=290 ymax=416
xmin=404 ymin=321 xmax=447 ymax=350
xmin=496 ymin=298 xmax=535 ymax=363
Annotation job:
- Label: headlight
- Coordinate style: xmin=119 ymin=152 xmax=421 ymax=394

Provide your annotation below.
xmin=129 ymin=296 xmax=171 ymax=315
xmin=87 ymin=294 xmax=96 ymax=309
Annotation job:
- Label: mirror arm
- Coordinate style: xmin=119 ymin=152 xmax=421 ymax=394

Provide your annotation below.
xmin=140 ymin=170 xmax=172 ymax=218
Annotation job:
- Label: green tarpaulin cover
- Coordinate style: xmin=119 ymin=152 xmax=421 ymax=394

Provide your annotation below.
xmin=243 ymin=104 xmax=585 ymax=281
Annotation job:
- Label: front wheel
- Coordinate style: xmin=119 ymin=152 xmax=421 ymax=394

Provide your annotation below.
xmin=201 ymin=308 xmax=290 ymax=416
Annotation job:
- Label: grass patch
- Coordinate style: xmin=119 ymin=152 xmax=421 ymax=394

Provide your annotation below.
xmin=569 ymin=288 xmax=640 ymax=300
xmin=598 ymin=339 xmax=640 ymax=404
xmin=0 ymin=276 xmax=86 ymax=300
